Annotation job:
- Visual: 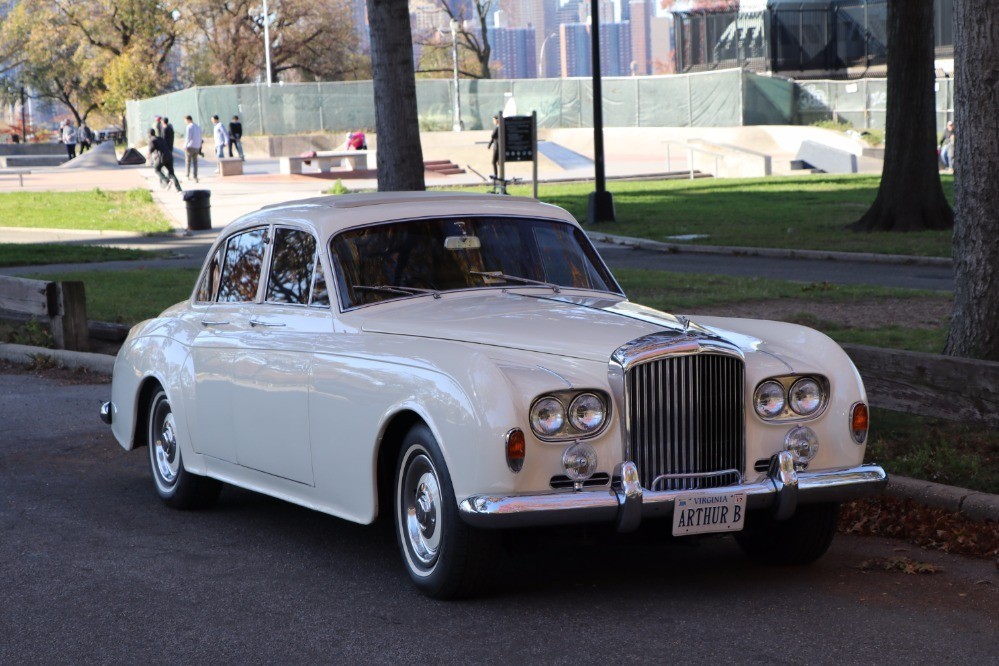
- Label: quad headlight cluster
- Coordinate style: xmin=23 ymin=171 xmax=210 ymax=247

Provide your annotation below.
xmin=529 ymin=391 xmax=609 ymax=441
xmin=752 ymin=375 xmax=829 ymax=421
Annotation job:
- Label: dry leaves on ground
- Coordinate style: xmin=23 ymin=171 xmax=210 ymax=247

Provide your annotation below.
xmin=841 ymin=496 xmax=999 ymax=566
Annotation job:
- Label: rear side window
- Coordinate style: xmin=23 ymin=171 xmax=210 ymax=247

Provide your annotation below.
xmin=266 ymin=227 xmax=317 ymax=305
xmin=217 ymin=228 xmax=268 ymax=303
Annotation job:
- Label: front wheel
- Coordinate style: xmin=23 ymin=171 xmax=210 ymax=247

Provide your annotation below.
xmin=394 ymin=424 xmax=495 ymax=599
xmin=147 ymin=388 xmax=222 ymax=510
xmin=735 ymin=502 xmax=840 ymax=565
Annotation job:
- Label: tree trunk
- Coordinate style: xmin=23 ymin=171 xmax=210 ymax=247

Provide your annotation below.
xmin=944 ymin=0 xmax=999 ymax=360
xmin=366 ymin=0 xmax=425 ymax=192
xmin=850 ymin=0 xmax=952 ymax=232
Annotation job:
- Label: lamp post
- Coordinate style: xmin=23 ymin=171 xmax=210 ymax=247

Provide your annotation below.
xmin=588 ymin=4 xmax=616 ymax=222
xmin=537 ymin=31 xmax=558 ymax=78
xmin=262 ymin=0 xmax=273 ymax=86
xmin=449 ymin=18 xmax=463 ymax=131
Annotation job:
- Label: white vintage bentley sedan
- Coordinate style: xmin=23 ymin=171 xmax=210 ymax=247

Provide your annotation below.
xmin=102 ymin=192 xmax=886 ymax=598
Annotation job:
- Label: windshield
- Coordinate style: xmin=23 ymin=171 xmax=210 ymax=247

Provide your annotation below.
xmin=330 ymin=215 xmax=621 ymax=309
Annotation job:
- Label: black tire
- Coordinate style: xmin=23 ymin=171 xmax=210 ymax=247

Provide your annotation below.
xmin=394 ymin=424 xmax=496 ymax=599
xmin=147 ymin=388 xmax=222 ymax=510
xmin=735 ymin=502 xmax=840 ymax=565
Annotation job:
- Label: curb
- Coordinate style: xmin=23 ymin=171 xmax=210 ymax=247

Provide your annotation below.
xmin=0 ymin=343 xmax=115 ymax=375
xmin=0 ymin=341 xmax=994 ymax=523
xmin=587 ymin=231 xmax=954 ymax=268
xmin=883 ymin=476 xmax=999 ymax=523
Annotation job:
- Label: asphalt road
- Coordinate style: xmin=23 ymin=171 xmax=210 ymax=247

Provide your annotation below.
xmin=1 ymin=372 xmax=995 ymax=664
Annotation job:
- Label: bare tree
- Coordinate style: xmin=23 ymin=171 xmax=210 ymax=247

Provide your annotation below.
xmin=434 ymin=0 xmax=494 ymax=80
xmin=944 ymin=0 xmax=999 ymax=360
xmin=366 ymin=0 xmax=425 ymax=191
xmin=850 ymin=0 xmax=952 ymax=232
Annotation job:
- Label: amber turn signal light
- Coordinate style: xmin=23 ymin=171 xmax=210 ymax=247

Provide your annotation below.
xmin=506 ymin=428 xmax=526 ymax=472
xmin=850 ymin=402 xmax=869 ymax=444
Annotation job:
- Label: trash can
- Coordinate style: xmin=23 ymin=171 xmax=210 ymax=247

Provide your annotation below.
xmin=183 ymin=190 xmax=211 ymax=231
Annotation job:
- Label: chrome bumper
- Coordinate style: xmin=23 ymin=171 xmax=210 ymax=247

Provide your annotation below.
xmin=458 ymin=452 xmax=887 ymax=532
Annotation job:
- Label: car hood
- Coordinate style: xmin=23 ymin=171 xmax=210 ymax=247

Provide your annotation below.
xmin=359 ymin=291 xmax=728 ymax=363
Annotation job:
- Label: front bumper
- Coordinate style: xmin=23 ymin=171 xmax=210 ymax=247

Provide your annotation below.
xmin=458 ymin=451 xmax=887 ymax=532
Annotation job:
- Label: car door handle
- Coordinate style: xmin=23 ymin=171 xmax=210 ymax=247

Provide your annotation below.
xmin=201 ymin=320 xmax=230 ymax=327
xmin=249 ymin=320 xmax=286 ymax=328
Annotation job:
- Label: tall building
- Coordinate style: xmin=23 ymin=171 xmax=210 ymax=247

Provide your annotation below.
xmin=560 ymin=18 xmax=632 ymax=78
xmin=489 ymin=26 xmax=538 ymax=79
xmin=630 ymin=0 xmax=653 ymax=75
xmin=499 ymin=0 xmax=553 ymax=78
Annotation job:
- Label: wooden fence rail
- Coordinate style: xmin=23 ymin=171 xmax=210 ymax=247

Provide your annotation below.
xmin=842 ymin=343 xmax=999 ymax=428
xmin=0 ymin=276 xmax=89 ymax=351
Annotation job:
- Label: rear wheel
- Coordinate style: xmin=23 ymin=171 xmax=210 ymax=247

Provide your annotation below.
xmin=394 ymin=424 xmax=495 ymax=599
xmin=147 ymin=388 xmax=221 ymax=510
xmin=735 ymin=502 xmax=840 ymax=565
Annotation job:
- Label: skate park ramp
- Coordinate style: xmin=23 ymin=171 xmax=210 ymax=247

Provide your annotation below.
xmin=59 ymin=141 xmax=122 ymax=169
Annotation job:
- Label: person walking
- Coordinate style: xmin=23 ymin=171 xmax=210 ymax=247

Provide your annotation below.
xmin=148 ymin=128 xmax=182 ymax=192
xmin=61 ymin=120 xmax=77 ymax=160
xmin=77 ymin=121 xmax=93 ymax=153
xmin=211 ymin=115 xmax=229 ymax=174
xmin=183 ymin=115 xmax=203 ymax=182
xmin=487 ymin=115 xmax=500 ymax=179
xmin=228 ymin=115 xmax=245 ymax=160
xmin=161 ymin=117 xmax=180 ymax=189
xmin=939 ymin=120 xmax=956 ymax=172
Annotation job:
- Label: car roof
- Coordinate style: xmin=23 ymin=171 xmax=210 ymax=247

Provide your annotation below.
xmin=227 ymin=191 xmax=579 ymax=237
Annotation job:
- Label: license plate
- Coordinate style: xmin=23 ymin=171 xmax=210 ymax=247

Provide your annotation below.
xmin=672 ymin=492 xmax=746 ymax=536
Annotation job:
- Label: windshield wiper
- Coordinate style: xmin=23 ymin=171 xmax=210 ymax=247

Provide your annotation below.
xmin=353 ymin=285 xmax=441 ymax=299
xmin=470 ymin=271 xmax=560 ymax=293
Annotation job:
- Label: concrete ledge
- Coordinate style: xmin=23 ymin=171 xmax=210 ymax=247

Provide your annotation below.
xmin=885 ymin=476 xmax=998 ymax=523
xmin=795 ymin=139 xmax=858 ymax=174
xmin=218 ymin=157 xmax=243 ymax=176
xmin=0 ymin=342 xmax=114 ymax=375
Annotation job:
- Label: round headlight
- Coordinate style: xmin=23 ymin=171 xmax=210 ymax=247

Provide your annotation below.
xmin=754 ymin=380 xmax=786 ymax=418
xmin=530 ymin=397 xmax=565 ymax=437
xmin=562 ymin=441 xmax=597 ymax=482
xmin=784 ymin=425 xmax=819 ymax=465
xmin=568 ymin=393 xmax=606 ymax=432
xmin=789 ymin=377 xmax=823 ymax=415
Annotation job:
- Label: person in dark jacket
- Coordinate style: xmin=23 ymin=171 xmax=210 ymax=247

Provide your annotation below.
xmin=228 ymin=115 xmax=245 ymax=160
xmin=162 ymin=117 xmax=177 ymax=175
xmin=487 ymin=115 xmax=500 ymax=178
xmin=148 ymin=128 xmax=182 ymax=192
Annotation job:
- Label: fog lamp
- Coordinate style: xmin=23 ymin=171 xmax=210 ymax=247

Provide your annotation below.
xmin=784 ymin=426 xmax=819 ymax=466
xmin=562 ymin=441 xmax=597 ymax=488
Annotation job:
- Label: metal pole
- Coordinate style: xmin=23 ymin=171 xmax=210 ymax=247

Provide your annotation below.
xmin=532 ymin=110 xmax=538 ymax=200
xmin=450 ymin=19 xmax=463 ymax=131
xmin=20 ymin=87 xmax=27 ymax=140
xmin=262 ymin=0 xmax=273 ymax=86
xmin=588 ymin=2 xmax=615 ymax=222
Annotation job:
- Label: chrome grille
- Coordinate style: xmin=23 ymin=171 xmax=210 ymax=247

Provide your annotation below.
xmin=626 ymin=353 xmax=745 ymax=491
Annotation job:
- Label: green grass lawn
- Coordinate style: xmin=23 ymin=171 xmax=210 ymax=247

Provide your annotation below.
xmin=0 ymin=243 xmax=165 ymax=267
xmin=0 ymin=188 xmax=172 ymax=233
xmin=496 ymin=174 xmax=954 ymax=258
xmin=27 ymin=268 xmax=199 ymax=323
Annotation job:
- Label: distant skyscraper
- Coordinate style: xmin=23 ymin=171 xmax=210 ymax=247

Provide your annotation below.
xmin=488 ymin=26 xmax=538 ymax=79
xmin=560 ymin=20 xmax=632 ymax=78
xmin=630 ymin=0 xmax=652 ymax=75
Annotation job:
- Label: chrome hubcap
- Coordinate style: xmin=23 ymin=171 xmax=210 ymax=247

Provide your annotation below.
xmin=154 ymin=408 xmax=180 ymax=485
xmin=402 ymin=454 xmax=442 ymax=567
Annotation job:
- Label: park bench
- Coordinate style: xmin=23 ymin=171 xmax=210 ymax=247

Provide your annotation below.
xmin=0 ymin=276 xmax=89 ymax=351
xmin=0 ymin=168 xmax=32 ymax=187
xmin=279 ymin=150 xmax=369 ymax=175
